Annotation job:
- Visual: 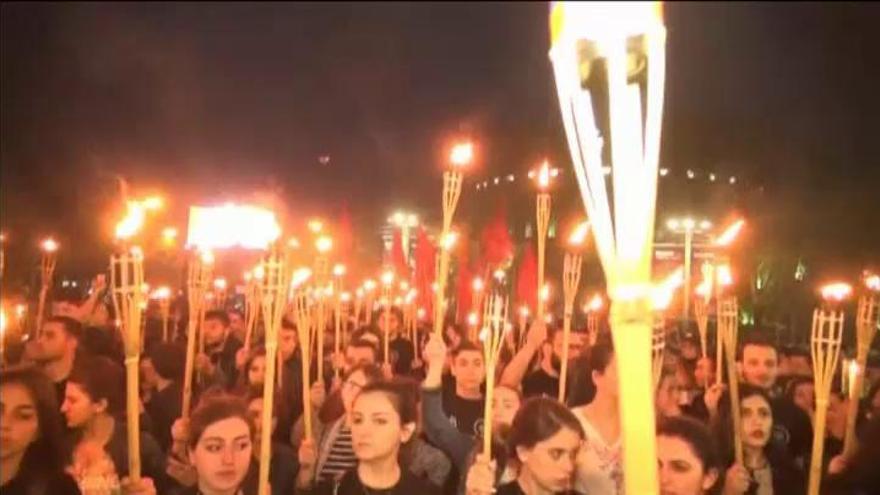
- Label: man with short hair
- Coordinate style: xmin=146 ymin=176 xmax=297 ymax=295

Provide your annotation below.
xmin=275 ymin=318 xmax=304 ymax=444
xmin=228 ymin=309 xmax=247 ymax=345
xmin=340 ymin=338 xmax=379 ymax=374
xmin=195 ymin=309 xmax=243 ymax=389
xmin=738 ymin=335 xmax=813 ymax=467
xmin=378 ymin=307 xmax=414 ymax=376
xmin=443 ymin=341 xmax=486 ymax=436
xmin=32 ymin=316 xmax=83 ymax=401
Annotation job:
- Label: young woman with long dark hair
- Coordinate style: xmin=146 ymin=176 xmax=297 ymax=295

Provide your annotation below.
xmin=296 ymin=380 xmax=440 ymax=494
xmin=465 ymin=397 xmax=585 ymax=495
xmin=1 ymin=365 xmax=81 ymax=495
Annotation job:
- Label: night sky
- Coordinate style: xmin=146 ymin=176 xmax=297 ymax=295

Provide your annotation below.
xmin=2 ymin=2 xmax=879 ymax=284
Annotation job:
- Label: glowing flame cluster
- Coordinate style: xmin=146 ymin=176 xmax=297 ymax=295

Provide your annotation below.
xmin=651 ymin=266 xmax=684 ymax=310
xmin=567 ymin=221 xmax=591 ymax=247
xmin=150 ymin=286 xmax=172 ymax=300
xmin=41 ymin=238 xmax=59 ymax=253
xmin=714 ymin=219 xmax=745 ymax=247
xmin=529 ymin=160 xmax=560 ymax=190
xmin=820 ymin=282 xmax=853 ymax=302
xmin=450 ymin=141 xmax=474 ymax=168
xmin=116 ymin=197 xmax=162 ymax=240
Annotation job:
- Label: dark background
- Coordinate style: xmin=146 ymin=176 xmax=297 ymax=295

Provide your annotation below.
xmin=2 ymin=2 xmax=879 ymax=290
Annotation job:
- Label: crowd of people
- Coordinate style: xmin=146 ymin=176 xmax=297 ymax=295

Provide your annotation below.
xmin=2 ymin=276 xmax=879 ymax=495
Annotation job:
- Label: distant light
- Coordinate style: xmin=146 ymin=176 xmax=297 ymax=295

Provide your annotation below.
xmin=659 ymin=168 xmax=669 ymax=177
xmin=493 ymin=177 xmax=500 ymax=185
xmin=709 ymin=173 xmax=716 ymax=182
xmin=507 ymin=174 xmax=515 ymax=182
xmin=699 ymin=220 xmax=712 ymax=231
xmin=686 ymin=169 xmax=695 ymax=179
xmin=729 ymin=176 xmax=737 ymax=185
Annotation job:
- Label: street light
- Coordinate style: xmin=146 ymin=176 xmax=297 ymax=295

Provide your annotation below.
xmin=666 ymin=216 xmax=712 ymax=321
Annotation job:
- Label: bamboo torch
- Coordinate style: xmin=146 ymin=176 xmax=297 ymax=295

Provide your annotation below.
xmin=292 ymin=270 xmax=315 ymax=440
xmin=432 ymin=142 xmax=471 ymax=337
xmin=314 ymin=236 xmax=332 ymax=380
xmin=213 ymin=278 xmax=228 ymax=310
xmin=530 ymin=161 xmax=557 ymax=323
xmin=650 ymin=267 xmax=683 ymax=390
xmin=714 ymin=264 xmax=733 ymax=386
xmin=364 ymin=279 xmax=377 ymax=325
xmin=480 ymin=294 xmax=509 ymax=457
xmin=380 ymin=269 xmax=395 ymax=364
xmin=550 ymin=4 xmax=667 ymax=491
xmin=35 ymin=238 xmax=59 ymax=335
xmin=584 ymin=295 xmax=603 ymax=347
xmin=717 ymin=295 xmax=742 ymax=465
xmin=181 ymin=250 xmax=213 ymax=419
xmin=243 ymin=269 xmax=262 ymax=350
xmin=333 ymin=264 xmax=346 ymax=378
xmin=694 ymin=262 xmax=714 ymax=359
xmin=255 ymin=248 xmax=289 ymax=495
xmin=808 ymin=282 xmax=850 ymax=495
xmin=559 ymin=221 xmax=588 ymax=403
xmin=842 ymin=274 xmax=879 ymax=457
xmin=110 ymin=239 xmax=146 ymax=483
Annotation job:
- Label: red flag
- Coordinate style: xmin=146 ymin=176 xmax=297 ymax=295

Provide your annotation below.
xmin=480 ymin=205 xmax=514 ymax=270
xmin=413 ymin=227 xmax=435 ymax=316
xmin=389 ymin=230 xmax=409 ymax=279
xmin=516 ymin=244 xmax=538 ymax=311
xmin=336 ymin=204 xmax=355 ymax=255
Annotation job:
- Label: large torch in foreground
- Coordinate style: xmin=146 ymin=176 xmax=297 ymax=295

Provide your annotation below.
xmin=559 ymin=221 xmax=588 ymax=403
xmin=808 ymin=282 xmax=850 ymax=495
xmin=550 ymin=2 xmax=666 ymax=492
xmin=256 ymin=248 xmax=289 ymax=495
xmin=843 ymin=274 xmax=879 ymax=457
xmin=110 ymin=243 xmax=146 ymax=484
xmin=36 ymin=238 xmax=59 ymax=334
xmin=432 ymin=142 xmax=471 ymax=337
xmin=181 ymin=250 xmax=213 ymax=419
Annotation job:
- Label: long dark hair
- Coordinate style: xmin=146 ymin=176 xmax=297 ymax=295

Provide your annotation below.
xmin=0 ymin=365 xmax=70 ymax=474
xmin=67 ymin=355 xmax=126 ymax=417
xmin=712 ymin=384 xmax=788 ymax=468
xmin=657 ymin=416 xmax=721 ymax=490
xmin=507 ymin=397 xmax=584 ymax=467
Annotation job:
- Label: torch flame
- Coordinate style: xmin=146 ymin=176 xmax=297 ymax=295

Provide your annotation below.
xmin=307 ymin=219 xmax=324 ymax=234
xmin=115 ymin=201 xmax=147 ymax=240
xmin=41 ymin=238 xmax=59 ymax=253
xmin=820 ymin=282 xmax=853 ymax=302
xmin=417 ymin=308 xmax=427 ymax=320
xmin=714 ymin=219 xmax=746 ymax=247
xmin=213 ymin=278 xmax=227 ymax=290
xmin=716 ymin=264 xmax=733 ymax=287
xmin=568 ymin=220 xmax=591 ymax=246
xmin=333 ymin=264 xmax=347 ymax=277
xmin=651 ymin=266 xmax=684 ymax=310
xmin=588 ymin=294 xmax=604 ymax=312
xmin=467 ymin=312 xmax=479 ymax=326
xmin=450 ymin=141 xmax=474 ymax=168
xmin=381 ymin=270 xmax=395 ymax=286
xmin=472 ymin=278 xmax=484 ymax=292
xmin=865 ymin=273 xmax=880 ymax=292
xmin=441 ymin=231 xmax=458 ymax=251
xmin=364 ymin=279 xmax=377 ymax=291
xmin=290 ymin=268 xmax=313 ymax=289
xmin=536 ymin=160 xmax=553 ymax=190
xmin=315 ymin=236 xmax=333 ymax=253
xmin=151 ymin=286 xmax=172 ymax=300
